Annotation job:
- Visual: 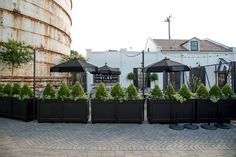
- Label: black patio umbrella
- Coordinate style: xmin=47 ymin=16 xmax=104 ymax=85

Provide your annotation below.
xmin=91 ymin=63 xmax=121 ymax=75
xmin=50 ymin=60 xmax=97 ymax=72
xmin=146 ymin=58 xmax=190 ymax=72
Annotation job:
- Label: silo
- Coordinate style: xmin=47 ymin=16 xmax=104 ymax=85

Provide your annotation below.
xmin=0 ymin=0 xmax=72 ymax=88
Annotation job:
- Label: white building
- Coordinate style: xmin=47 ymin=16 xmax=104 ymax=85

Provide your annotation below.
xmin=86 ymin=37 xmax=236 ymax=93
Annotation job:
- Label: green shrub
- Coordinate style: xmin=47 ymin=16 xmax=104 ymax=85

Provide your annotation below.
xmin=0 ymin=84 xmax=4 ymax=97
xmin=178 ymin=84 xmax=192 ymax=99
xmin=209 ymin=84 xmax=222 ymax=102
xmin=196 ymin=83 xmax=209 ymax=99
xmin=127 ymin=83 xmax=139 ymax=100
xmin=187 ymin=76 xmax=201 ymax=92
xmin=71 ymin=82 xmax=87 ymax=100
xmin=164 ymin=84 xmax=176 ymax=99
xmin=111 ymin=83 xmax=126 ymax=101
xmin=19 ymin=84 xmax=33 ymax=100
xmin=42 ymin=84 xmax=56 ymax=99
xmin=149 ymin=85 xmax=164 ymax=99
xmin=127 ymin=72 xmax=135 ymax=80
xmin=57 ymin=83 xmax=71 ymax=101
xmin=95 ymin=83 xmax=109 ymax=101
xmin=3 ymin=83 xmax=12 ymax=97
xmin=150 ymin=73 xmax=158 ymax=82
xmin=221 ymin=83 xmax=235 ymax=99
xmin=12 ymin=83 xmax=21 ymax=97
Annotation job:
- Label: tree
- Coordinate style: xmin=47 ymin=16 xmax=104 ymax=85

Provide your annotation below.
xmin=149 ymin=73 xmax=158 ymax=85
xmin=0 ymin=39 xmax=33 ymax=79
xmin=127 ymin=72 xmax=136 ymax=83
xmin=61 ymin=50 xmax=86 ymax=62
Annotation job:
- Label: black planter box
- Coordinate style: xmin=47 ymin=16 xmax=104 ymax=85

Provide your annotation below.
xmin=11 ymin=98 xmax=34 ymax=122
xmin=147 ymin=99 xmax=172 ymax=123
xmin=91 ymin=99 xmax=144 ymax=123
xmin=218 ymin=99 xmax=236 ymax=121
xmin=38 ymin=99 xmax=88 ymax=123
xmin=171 ymin=99 xmax=196 ymax=123
xmin=91 ymin=100 xmax=117 ymax=123
xmin=62 ymin=100 xmax=89 ymax=123
xmin=118 ymin=100 xmax=144 ymax=123
xmin=196 ymin=99 xmax=218 ymax=123
xmin=0 ymin=97 xmax=12 ymax=117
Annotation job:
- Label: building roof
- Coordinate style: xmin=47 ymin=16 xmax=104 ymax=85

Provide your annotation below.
xmin=152 ymin=38 xmax=231 ymax=52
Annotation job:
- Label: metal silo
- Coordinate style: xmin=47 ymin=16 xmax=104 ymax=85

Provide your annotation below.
xmin=0 ymin=0 xmax=72 ymax=89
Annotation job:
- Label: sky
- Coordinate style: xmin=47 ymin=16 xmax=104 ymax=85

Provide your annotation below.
xmin=71 ymin=0 xmax=236 ymax=56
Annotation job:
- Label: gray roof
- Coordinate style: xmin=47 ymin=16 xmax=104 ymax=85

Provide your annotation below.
xmin=152 ymin=39 xmax=231 ymax=52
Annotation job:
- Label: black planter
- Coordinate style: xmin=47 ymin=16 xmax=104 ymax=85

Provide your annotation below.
xmin=196 ymin=99 xmax=218 ymax=123
xmin=147 ymin=99 xmax=172 ymax=123
xmin=0 ymin=97 xmax=12 ymax=117
xmin=38 ymin=99 xmax=88 ymax=123
xmin=62 ymin=100 xmax=89 ymax=123
xmin=217 ymin=99 xmax=236 ymax=121
xmin=171 ymin=99 xmax=196 ymax=123
xmin=11 ymin=98 xmax=34 ymax=122
xmin=118 ymin=100 xmax=144 ymax=123
xmin=91 ymin=100 xmax=117 ymax=123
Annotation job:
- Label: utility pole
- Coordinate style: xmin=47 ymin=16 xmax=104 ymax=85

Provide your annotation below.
xmin=164 ymin=15 xmax=173 ymax=39
xmin=141 ymin=50 xmax=145 ymax=98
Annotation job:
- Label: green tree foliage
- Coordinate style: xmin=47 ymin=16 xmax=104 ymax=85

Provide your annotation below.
xmin=221 ymin=83 xmax=235 ymax=99
xmin=178 ymin=84 xmax=192 ymax=99
xmin=196 ymin=83 xmax=209 ymax=99
xmin=111 ymin=83 xmax=126 ymax=101
xmin=19 ymin=84 xmax=33 ymax=100
xmin=0 ymin=39 xmax=33 ymax=78
xmin=95 ymin=83 xmax=109 ymax=101
xmin=71 ymin=82 xmax=87 ymax=100
xmin=209 ymin=84 xmax=222 ymax=102
xmin=149 ymin=85 xmax=164 ymax=99
xmin=187 ymin=76 xmax=201 ymax=92
xmin=57 ymin=83 xmax=71 ymax=100
xmin=127 ymin=83 xmax=139 ymax=100
xmin=12 ymin=83 xmax=21 ymax=97
xmin=149 ymin=73 xmax=158 ymax=83
xmin=42 ymin=84 xmax=56 ymax=99
xmin=0 ymin=84 xmax=4 ymax=96
xmin=3 ymin=83 xmax=12 ymax=97
xmin=127 ymin=72 xmax=135 ymax=80
xmin=164 ymin=84 xmax=176 ymax=99
xmin=61 ymin=50 xmax=86 ymax=62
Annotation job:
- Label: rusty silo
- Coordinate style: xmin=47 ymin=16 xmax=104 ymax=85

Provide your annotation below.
xmin=0 ymin=0 xmax=72 ymax=89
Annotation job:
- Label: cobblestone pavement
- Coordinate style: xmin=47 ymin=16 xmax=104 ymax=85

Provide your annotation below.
xmin=0 ymin=118 xmax=236 ymax=157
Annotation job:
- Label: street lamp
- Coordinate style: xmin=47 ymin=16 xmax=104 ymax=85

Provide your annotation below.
xmin=33 ymin=45 xmax=44 ymax=118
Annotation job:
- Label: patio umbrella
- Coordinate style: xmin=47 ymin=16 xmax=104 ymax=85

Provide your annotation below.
xmin=50 ymin=60 xmax=97 ymax=72
xmin=91 ymin=63 xmax=121 ymax=75
xmin=146 ymin=58 xmax=190 ymax=72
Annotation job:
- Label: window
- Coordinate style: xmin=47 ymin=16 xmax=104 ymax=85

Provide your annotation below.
xmin=133 ymin=68 xmax=150 ymax=89
xmin=190 ymin=41 xmax=198 ymax=51
xmin=218 ymin=72 xmax=227 ymax=88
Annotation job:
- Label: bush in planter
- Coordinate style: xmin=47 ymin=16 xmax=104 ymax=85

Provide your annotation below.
xmin=164 ymin=84 xmax=176 ymax=99
xmin=95 ymin=83 xmax=109 ymax=101
xmin=57 ymin=83 xmax=70 ymax=101
xmin=42 ymin=84 xmax=56 ymax=99
xmin=12 ymin=83 xmax=21 ymax=98
xmin=19 ymin=84 xmax=33 ymax=100
xmin=127 ymin=83 xmax=139 ymax=100
xmin=173 ymin=84 xmax=192 ymax=103
xmin=209 ymin=84 xmax=222 ymax=103
xmin=111 ymin=83 xmax=127 ymax=101
xmin=221 ymin=84 xmax=235 ymax=99
xmin=149 ymin=85 xmax=164 ymax=99
xmin=3 ymin=83 xmax=12 ymax=97
xmin=71 ymin=82 xmax=88 ymax=100
xmin=196 ymin=83 xmax=209 ymax=99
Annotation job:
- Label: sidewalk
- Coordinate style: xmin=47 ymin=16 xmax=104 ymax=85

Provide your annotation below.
xmin=0 ymin=118 xmax=236 ymax=157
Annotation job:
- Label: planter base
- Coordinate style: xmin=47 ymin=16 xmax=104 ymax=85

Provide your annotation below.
xmin=184 ymin=124 xmax=199 ymax=130
xmin=201 ymin=124 xmax=217 ymax=130
xmin=214 ymin=123 xmax=231 ymax=129
xmin=169 ymin=124 xmax=184 ymax=130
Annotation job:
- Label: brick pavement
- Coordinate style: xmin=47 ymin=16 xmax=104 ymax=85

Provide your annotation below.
xmin=0 ymin=118 xmax=236 ymax=157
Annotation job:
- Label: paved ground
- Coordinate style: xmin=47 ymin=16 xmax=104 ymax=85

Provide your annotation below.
xmin=0 ymin=118 xmax=236 ymax=157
